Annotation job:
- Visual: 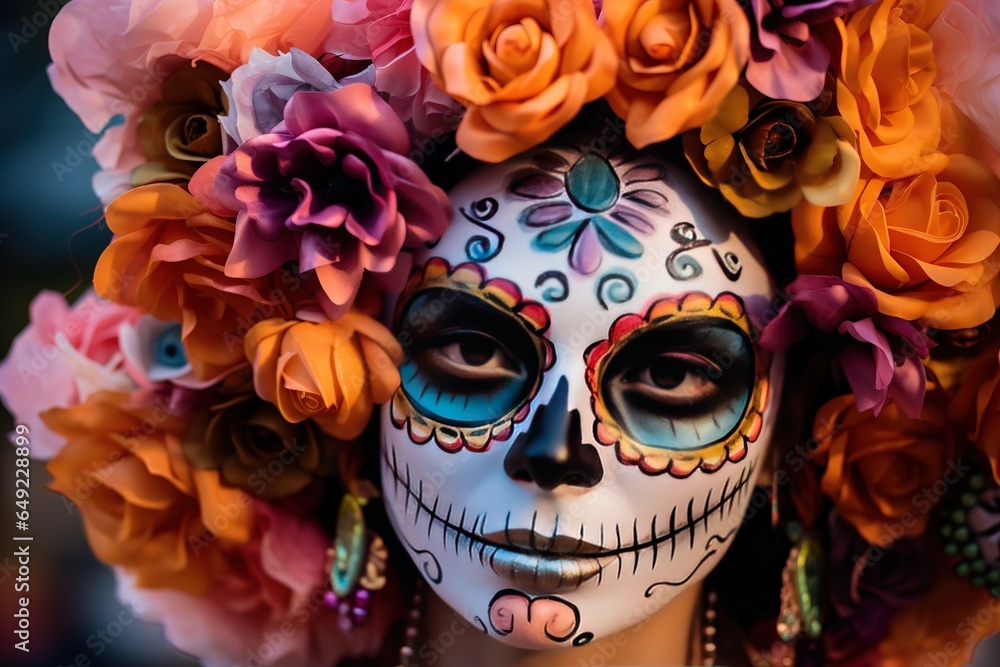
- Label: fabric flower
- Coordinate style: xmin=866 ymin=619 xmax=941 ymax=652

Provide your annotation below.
xmin=44 ymin=391 xmax=252 ymax=593
xmin=115 ymin=502 xmax=389 ymax=667
xmin=118 ymin=315 xmax=220 ymax=390
xmin=603 ymin=0 xmax=750 ymax=148
xmin=746 ymin=0 xmax=874 ymax=102
xmin=328 ymin=0 xmax=464 ymax=139
xmin=244 ymin=313 xmax=403 ymax=439
xmin=949 ymin=347 xmax=1000 ymax=483
xmin=0 ymin=291 xmax=140 ymax=459
xmin=134 ymin=61 xmax=229 ymax=185
xmin=47 ymin=0 xmax=338 ymax=204
xmin=219 ymin=48 xmax=375 ymax=147
xmin=832 ymin=0 xmax=949 ymax=178
xmin=825 ymin=512 xmax=931 ymax=661
xmin=793 ymin=154 xmax=1000 ymax=329
xmin=187 ymin=0 xmax=336 ymax=73
xmin=810 ymin=392 xmax=957 ymax=545
xmin=94 ymin=183 xmax=291 ymax=380
xmin=759 ymin=276 xmax=931 ymax=418
xmin=181 ymin=373 xmax=348 ymax=498
xmin=215 ymin=85 xmax=451 ymax=318
xmin=684 ymin=81 xmax=861 ymax=217
xmin=411 ymin=0 xmax=617 ymax=161
xmin=930 ymin=1 xmax=1000 ymax=164
xmin=47 ymin=0 xmax=217 ymax=202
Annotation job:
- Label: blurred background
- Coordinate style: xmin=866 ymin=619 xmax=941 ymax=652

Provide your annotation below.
xmin=0 ymin=1 xmax=999 ymax=666
xmin=0 ymin=1 xmax=197 ymax=665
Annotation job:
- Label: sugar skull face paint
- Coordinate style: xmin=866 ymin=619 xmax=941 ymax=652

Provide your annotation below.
xmin=380 ymin=134 xmax=785 ymax=648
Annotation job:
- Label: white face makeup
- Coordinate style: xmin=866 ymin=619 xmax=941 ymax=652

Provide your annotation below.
xmin=380 ymin=135 xmax=784 ymax=649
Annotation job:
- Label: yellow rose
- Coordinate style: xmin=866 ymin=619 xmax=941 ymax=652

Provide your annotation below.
xmin=685 ymin=82 xmax=861 ymax=217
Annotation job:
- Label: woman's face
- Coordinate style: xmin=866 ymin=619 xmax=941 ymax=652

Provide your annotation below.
xmin=380 ymin=139 xmax=784 ymax=648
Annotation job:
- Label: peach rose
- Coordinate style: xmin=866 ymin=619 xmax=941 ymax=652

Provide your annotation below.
xmin=410 ymin=0 xmax=617 ymax=161
xmin=811 ymin=393 xmax=958 ymax=545
xmin=188 ymin=0 xmax=336 ymax=73
xmin=244 ymin=314 xmax=403 ymax=439
xmin=604 ymin=0 xmax=750 ymax=148
xmin=833 ymin=0 xmax=949 ymax=178
xmin=94 ymin=184 xmax=292 ymax=380
xmin=44 ymin=391 xmax=252 ymax=594
xmin=793 ymin=155 xmax=1000 ymax=329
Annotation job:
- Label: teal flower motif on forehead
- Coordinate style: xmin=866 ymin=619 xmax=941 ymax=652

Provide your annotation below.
xmin=510 ymin=149 xmax=671 ymax=275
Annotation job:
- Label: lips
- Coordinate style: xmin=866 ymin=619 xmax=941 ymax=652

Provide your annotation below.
xmin=484 ymin=528 xmax=606 ymax=556
xmin=482 ymin=545 xmax=618 ymax=590
xmin=477 ymin=528 xmax=615 ymax=590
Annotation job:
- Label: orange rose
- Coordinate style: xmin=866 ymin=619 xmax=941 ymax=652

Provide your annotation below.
xmin=44 ymin=391 xmax=252 ymax=594
xmin=604 ymin=0 xmax=750 ymax=148
xmin=949 ymin=347 xmax=1000 ymax=483
xmin=244 ymin=313 xmax=403 ymax=439
xmin=811 ymin=393 xmax=958 ymax=545
xmin=95 ymin=184 xmax=290 ymax=380
xmin=410 ymin=0 xmax=617 ymax=161
xmin=833 ymin=0 xmax=949 ymax=178
xmin=793 ymin=155 xmax=1000 ymax=329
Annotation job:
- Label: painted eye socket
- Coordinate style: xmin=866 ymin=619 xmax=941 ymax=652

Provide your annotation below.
xmin=397 ymin=289 xmax=542 ymax=427
xmin=602 ymin=318 xmax=753 ymax=451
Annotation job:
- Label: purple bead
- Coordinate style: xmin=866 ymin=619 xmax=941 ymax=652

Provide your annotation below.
xmin=356 ymin=589 xmax=371 ymax=601
xmin=323 ymin=591 xmax=339 ymax=608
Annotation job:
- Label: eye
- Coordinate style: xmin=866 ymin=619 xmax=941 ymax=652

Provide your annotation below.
xmin=422 ymin=331 xmax=522 ymax=380
xmin=154 ymin=323 xmax=187 ymax=368
xmin=397 ymin=289 xmax=542 ymax=427
xmin=600 ymin=318 xmax=754 ymax=451
xmin=623 ymin=352 xmax=721 ymax=407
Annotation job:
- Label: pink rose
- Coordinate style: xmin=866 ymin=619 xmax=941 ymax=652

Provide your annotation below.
xmin=329 ymin=0 xmax=463 ymax=139
xmin=48 ymin=0 xmax=338 ymax=204
xmin=0 ymin=291 xmax=140 ymax=458
xmin=47 ymin=0 xmax=216 ymax=203
xmin=115 ymin=503 xmax=391 ymax=667
xmin=930 ymin=0 xmax=1000 ymax=164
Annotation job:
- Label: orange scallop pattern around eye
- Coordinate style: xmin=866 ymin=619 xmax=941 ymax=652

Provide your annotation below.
xmin=585 ymin=291 xmax=771 ymax=477
xmin=390 ymin=258 xmax=554 ymax=452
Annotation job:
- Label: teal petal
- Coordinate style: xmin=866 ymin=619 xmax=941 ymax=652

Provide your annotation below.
xmin=533 ymin=221 xmax=584 ymax=252
xmin=566 ymin=154 xmax=620 ymax=213
xmin=593 ymin=217 xmax=643 ymax=259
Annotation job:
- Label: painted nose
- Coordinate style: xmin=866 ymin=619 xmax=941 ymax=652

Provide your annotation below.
xmin=503 ymin=376 xmax=604 ymax=490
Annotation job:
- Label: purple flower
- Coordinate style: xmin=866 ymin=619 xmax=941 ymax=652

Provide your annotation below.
xmin=220 ymin=48 xmax=376 ymax=147
xmin=825 ymin=512 xmax=931 ymax=665
xmin=215 ymin=84 xmax=452 ymax=318
xmin=746 ymin=0 xmax=875 ymax=102
xmin=759 ymin=275 xmax=932 ymax=418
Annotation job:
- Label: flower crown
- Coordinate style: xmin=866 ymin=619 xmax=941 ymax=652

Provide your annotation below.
xmin=4 ymin=0 xmax=1000 ymax=666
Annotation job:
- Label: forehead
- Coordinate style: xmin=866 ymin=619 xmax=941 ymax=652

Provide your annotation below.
xmin=414 ymin=144 xmax=775 ymax=330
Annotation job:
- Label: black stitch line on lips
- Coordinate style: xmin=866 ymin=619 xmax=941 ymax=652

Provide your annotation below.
xmin=428 ymin=496 xmax=439 ymax=539
xmin=632 ymin=519 xmax=640 ymax=575
xmin=615 ymin=524 xmax=623 ymax=580
xmin=650 ymin=515 xmax=659 ymax=569
xmin=383 ymin=448 xmax=754 ymax=563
